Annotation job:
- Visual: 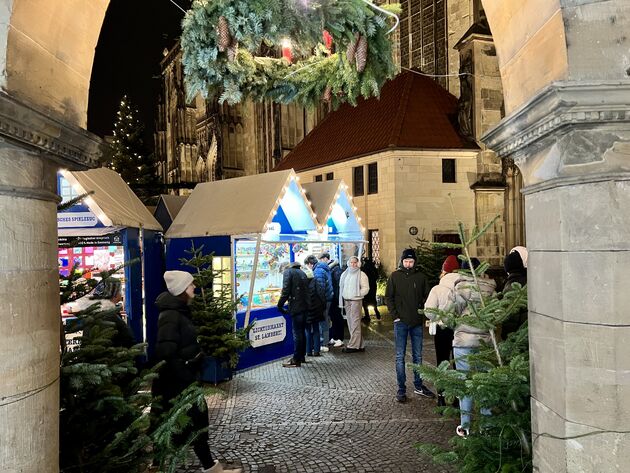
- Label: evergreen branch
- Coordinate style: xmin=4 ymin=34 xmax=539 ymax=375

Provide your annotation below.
xmin=58 ymin=191 xmax=95 ymax=212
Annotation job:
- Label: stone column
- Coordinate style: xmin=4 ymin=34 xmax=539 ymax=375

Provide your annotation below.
xmin=484 ymin=81 xmax=630 ymax=472
xmin=0 ymin=93 xmax=100 ymax=472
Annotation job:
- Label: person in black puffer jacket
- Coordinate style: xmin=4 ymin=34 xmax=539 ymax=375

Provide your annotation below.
xmin=152 ymin=270 xmax=241 ymax=473
xmin=277 ymin=262 xmax=309 ymax=367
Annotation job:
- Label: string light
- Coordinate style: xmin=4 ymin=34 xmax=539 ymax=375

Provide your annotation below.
xmin=167 ymin=0 xmax=186 ymax=13
xmin=362 ymin=0 xmax=400 ymax=35
xmin=402 ymin=66 xmax=481 ymax=80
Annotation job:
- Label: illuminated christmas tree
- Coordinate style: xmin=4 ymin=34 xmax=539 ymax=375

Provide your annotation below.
xmin=108 ymin=95 xmax=159 ymax=203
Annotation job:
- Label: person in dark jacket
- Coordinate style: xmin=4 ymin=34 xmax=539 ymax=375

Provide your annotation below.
xmin=277 ymin=262 xmax=309 ymax=367
xmin=361 ymin=258 xmax=381 ymax=323
xmin=324 ymin=255 xmax=345 ymax=347
xmin=153 ymin=270 xmax=241 ymax=473
xmin=312 ymin=254 xmax=333 ymax=351
xmin=302 ymin=257 xmax=326 ymax=357
xmin=79 ymin=278 xmax=135 ymax=348
xmin=385 ymin=249 xmax=435 ymax=403
xmin=501 ymin=248 xmax=528 ymax=339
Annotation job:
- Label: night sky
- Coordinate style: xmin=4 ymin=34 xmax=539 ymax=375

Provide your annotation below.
xmin=87 ymin=0 xmax=191 ymax=148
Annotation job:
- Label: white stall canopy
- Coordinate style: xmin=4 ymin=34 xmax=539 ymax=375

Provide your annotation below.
xmin=60 ymin=168 xmax=162 ymax=232
xmin=166 ymin=169 xmax=319 ymax=239
xmin=302 ymin=180 xmax=364 ymax=239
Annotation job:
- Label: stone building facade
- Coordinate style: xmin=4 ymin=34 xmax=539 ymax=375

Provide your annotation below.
xmin=154 ymin=44 xmax=326 ymax=194
xmin=390 ymin=0 xmax=524 ymax=261
xmin=275 ymin=70 xmax=482 ymax=271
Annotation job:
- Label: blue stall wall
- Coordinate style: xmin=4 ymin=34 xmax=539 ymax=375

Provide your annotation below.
xmin=123 ymin=228 xmax=144 ymax=343
xmin=165 ymin=236 xmax=232 ymax=271
xmin=235 ymin=307 xmax=294 ymax=370
xmin=167 ymin=235 xmax=295 ymax=371
xmin=143 ymin=230 xmax=165 ymax=357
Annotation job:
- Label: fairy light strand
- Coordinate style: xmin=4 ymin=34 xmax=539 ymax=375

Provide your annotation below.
xmin=167 ymin=0 xmax=186 ymax=14
xmin=401 ymin=66 xmax=480 ymax=79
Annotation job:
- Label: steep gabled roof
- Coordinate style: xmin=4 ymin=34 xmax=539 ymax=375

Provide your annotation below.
xmin=275 ymin=70 xmax=477 ymax=172
xmin=158 ymin=194 xmax=188 ymax=220
xmin=165 ymin=170 xmax=318 ymax=238
xmin=64 ymin=168 xmax=163 ymax=231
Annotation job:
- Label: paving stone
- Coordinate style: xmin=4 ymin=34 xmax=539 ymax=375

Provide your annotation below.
xmin=178 ymin=315 xmax=455 ymax=472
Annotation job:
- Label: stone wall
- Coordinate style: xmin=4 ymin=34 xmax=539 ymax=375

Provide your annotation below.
xmin=472 ymin=41 xmax=503 ymax=140
xmin=393 ymin=152 xmax=477 ymax=263
xmin=473 ymin=188 xmax=504 ymax=267
xmin=3 ymin=1 xmax=109 ymax=128
xmin=446 ymin=0 xmax=474 ymax=96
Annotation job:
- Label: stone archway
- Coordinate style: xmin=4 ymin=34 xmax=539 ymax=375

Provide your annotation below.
xmin=1 ymin=1 xmax=629 ymax=472
xmin=482 ymin=1 xmax=630 ymax=471
xmin=0 ymin=2 xmax=107 ymax=472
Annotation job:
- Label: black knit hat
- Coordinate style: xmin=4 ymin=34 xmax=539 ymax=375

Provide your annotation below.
xmin=400 ymin=248 xmax=417 ymax=261
xmin=504 ymin=251 xmax=525 ymax=273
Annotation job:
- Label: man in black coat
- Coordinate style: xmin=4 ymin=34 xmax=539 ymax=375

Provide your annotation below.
xmin=385 ymin=249 xmax=435 ymax=403
xmin=361 ymin=258 xmax=381 ymax=323
xmin=277 ymin=262 xmax=309 ymax=367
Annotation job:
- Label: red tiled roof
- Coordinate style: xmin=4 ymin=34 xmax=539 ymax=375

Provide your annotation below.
xmin=275 ymin=70 xmax=478 ymax=172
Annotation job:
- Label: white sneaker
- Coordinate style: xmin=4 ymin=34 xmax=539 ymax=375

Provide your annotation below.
xmin=329 ymin=338 xmax=336 ymax=345
xmin=320 ymin=346 xmax=329 ymax=352
xmin=334 ymin=339 xmax=344 ymax=347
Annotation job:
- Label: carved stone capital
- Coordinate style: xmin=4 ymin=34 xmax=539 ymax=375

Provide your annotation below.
xmin=0 ymin=92 xmax=101 ymax=168
xmin=482 ymin=81 xmax=630 ymax=190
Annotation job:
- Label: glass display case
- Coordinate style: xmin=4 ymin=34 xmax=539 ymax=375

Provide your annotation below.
xmin=234 ymin=238 xmax=366 ymax=313
xmin=235 ymin=241 xmax=290 ymax=311
xmin=291 ymin=241 xmax=339 ymax=265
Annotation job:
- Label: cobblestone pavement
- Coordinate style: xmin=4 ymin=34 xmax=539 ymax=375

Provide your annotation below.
xmin=180 ymin=313 xmax=456 ymax=473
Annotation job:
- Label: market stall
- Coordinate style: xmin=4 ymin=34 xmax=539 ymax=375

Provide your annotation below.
xmin=57 ymin=168 xmax=164 ymax=351
xmin=165 ymin=171 xmax=366 ymax=371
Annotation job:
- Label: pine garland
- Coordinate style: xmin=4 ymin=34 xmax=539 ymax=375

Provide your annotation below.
xmin=416 ymin=217 xmax=532 ymax=473
xmin=181 ymin=0 xmax=401 ymax=107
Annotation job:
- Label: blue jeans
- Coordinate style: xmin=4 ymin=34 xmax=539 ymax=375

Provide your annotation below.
xmin=291 ymin=312 xmax=306 ymax=363
xmin=305 ymin=321 xmax=321 ymax=354
xmin=394 ymin=321 xmax=423 ymax=395
xmin=453 ymin=346 xmax=492 ymax=428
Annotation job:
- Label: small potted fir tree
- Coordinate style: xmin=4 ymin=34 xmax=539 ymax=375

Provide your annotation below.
xmin=181 ymin=244 xmax=250 ymax=384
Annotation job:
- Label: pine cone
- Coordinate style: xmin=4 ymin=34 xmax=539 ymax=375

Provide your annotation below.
xmin=346 ymin=32 xmax=360 ymax=63
xmin=355 ymin=35 xmax=368 ymax=73
xmin=323 ymin=85 xmax=332 ymax=103
xmin=227 ymin=41 xmax=238 ymax=62
xmin=217 ymin=16 xmax=231 ymax=52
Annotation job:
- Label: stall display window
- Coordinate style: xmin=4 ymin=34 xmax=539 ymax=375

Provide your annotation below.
xmin=292 ymin=242 xmax=339 ymax=266
xmin=58 ymin=245 xmax=125 ymax=277
xmin=212 ymin=256 xmax=232 ymax=299
xmin=235 ymin=241 xmax=289 ymax=311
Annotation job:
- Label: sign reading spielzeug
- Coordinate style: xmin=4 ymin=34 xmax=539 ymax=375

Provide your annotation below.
xmin=249 ymin=316 xmax=286 ymax=348
xmin=57 ymin=211 xmax=99 ymax=228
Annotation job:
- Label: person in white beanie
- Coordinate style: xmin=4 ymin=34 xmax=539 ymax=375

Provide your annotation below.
xmin=152 ymin=270 xmax=242 ymax=473
xmin=510 ymin=246 xmax=528 ymax=269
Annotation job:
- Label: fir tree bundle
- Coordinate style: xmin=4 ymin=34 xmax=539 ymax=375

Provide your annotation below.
xmin=180 ymin=243 xmax=251 ymax=368
xmin=59 ymin=268 xmax=215 ymax=473
xmin=416 ymin=218 xmax=532 ymax=473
